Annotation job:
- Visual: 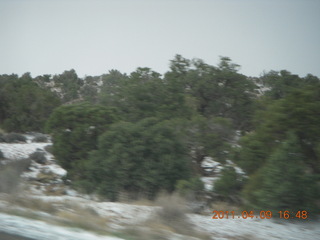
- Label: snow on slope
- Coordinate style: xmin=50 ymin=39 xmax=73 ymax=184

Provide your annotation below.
xmin=0 ymin=135 xmax=67 ymax=178
xmin=0 ymin=142 xmax=49 ymax=160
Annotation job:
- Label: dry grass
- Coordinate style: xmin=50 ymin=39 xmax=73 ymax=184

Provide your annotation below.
xmin=43 ymin=184 xmax=66 ymax=196
xmin=141 ymin=193 xmax=211 ymax=240
xmin=56 ymin=208 xmax=108 ymax=233
xmin=5 ymin=195 xmax=57 ymax=214
xmin=0 ymin=194 xmax=111 ymax=235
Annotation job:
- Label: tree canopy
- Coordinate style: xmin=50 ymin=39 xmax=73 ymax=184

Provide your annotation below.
xmin=0 ymin=73 xmax=60 ymax=132
xmin=2 ymin=55 xmax=319 ymax=209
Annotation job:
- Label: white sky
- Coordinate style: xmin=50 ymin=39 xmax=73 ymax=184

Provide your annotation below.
xmin=1 ymin=0 xmax=319 ymax=78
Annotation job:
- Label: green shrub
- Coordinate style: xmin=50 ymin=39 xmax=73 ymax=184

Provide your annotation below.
xmin=46 ymin=103 xmax=117 ymax=173
xmin=214 ymin=166 xmax=245 ymax=199
xmin=245 ymin=133 xmax=319 ymax=213
xmin=176 ymin=177 xmax=204 ymax=197
xmin=86 ymin=118 xmax=191 ymax=201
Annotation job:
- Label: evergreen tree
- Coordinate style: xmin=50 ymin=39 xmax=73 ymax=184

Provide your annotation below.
xmin=247 ymin=133 xmax=318 ymax=212
xmin=85 ymin=118 xmax=191 ymax=200
xmin=165 ymin=55 xmax=257 ymax=131
xmin=0 ymin=74 xmax=61 ymax=132
xmin=214 ymin=166 xmax=244 ymax=199
xmin=46 ymin=103 xmax=117 ymax=177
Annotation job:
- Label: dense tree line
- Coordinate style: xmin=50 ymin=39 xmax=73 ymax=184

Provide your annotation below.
xmin=1 ymin=55 xmax=319 ymax=211
xmin=0 ymin=73 xmax=60 ymax=132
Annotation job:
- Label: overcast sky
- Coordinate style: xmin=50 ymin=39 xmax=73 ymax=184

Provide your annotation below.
xmin=1 ymin=0 xmax=319 ymax=78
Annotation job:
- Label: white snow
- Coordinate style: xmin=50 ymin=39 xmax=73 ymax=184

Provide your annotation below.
xmin=0 ymin=142 xmax=49 ymax=160
xmin=200 ymin=157 xmax=246 ymax=191
xmin=201 ymin=157 xmax=221 ymax=169
xmin=0 ymin=135 xmax=67 ymax=179
xmin=42 ymin=164 xmax=67 ymax=177
xmin=201 ymin=177 xmax=219 ymax=191
xmin=87 ymin=201 xmax=157 ymax=226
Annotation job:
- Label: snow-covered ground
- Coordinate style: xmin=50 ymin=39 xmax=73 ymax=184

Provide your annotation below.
xmin=189 ymin=214 xmax=320 ymax=240
xmin=0 ymin=142 xmax=49 ymax=160
xmin=30 ymin=194 xmax=158 ymax=229
xmin=0 ymin=135 xmax=67 ymax=179
xmin=0 ymin=134 xmax=320 ymax=240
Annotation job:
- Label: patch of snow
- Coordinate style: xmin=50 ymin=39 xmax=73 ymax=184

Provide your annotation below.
xmin=88 ymin=202 xmax=157 ymax=226
xmin=0 ymin=137 xmax=67 ymax=181
xmin=201 ymin=157 xmax=220 ymax=168
xmin=234 ymin=166 xmax=246 ymax=175
xmin=65 ymin=188 xmax=78 ymax=197
xmin=226 ymin=160 xmax=246 ymax=175
xmin=201 ymin=157 xmax=223 ymax=175
xmin=201 ymin=177 xmax=219 ymax=191
xmin=42 ymin=164 xmax=67 ymax=177
xmin=0 ymin=143 xmax=50 ymax=160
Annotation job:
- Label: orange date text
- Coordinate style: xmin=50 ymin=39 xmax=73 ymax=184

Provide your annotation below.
xmin=211 ymin=210 xmax=308 ymax=219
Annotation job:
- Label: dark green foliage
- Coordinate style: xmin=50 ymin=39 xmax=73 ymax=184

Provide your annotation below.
xmin=98 ymin=70 xmax=129 ymax=107
xmin=0 ymin=150 xmax=4 ymax=160
xmin=214 ymin=166 xmax=244 ymax=198
xmin=165 ymin=55 xmax=257 ymax=131
xmin=236 ymin=84 xmax=320 ymax=175
xmin=99 ymin=67 xmax=192 ymax=122
xmin=244 ymin=133 xmax=319 ymax=212
xmin=232 ymin=133 xmax=269 ymax=175
xmin=261 ymin=70 xmax=319 ymax=100
xmin=241 ymin=167 xmax=265 ymax=206
xmin=0 ymin=74 xmax=61 ymax=132
xmin=261 ymin=70 xmax=302 ymax=100
xmin=183 ymin=116 xmax=234 ymax=174
xmin=85 ymin=118 xmax=191 ymax=200
xmin=236 ymin=82 xmax=320 ymax=211
xmin=1 ymin=55 xmax=319 ymax=209
xmin=176 ymin=177 xmax=204 ymax=196
xmin=46 ymin=103 xmax=117 ymax=176
xmin=52 ymin=69 xmax=83 ymax=103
